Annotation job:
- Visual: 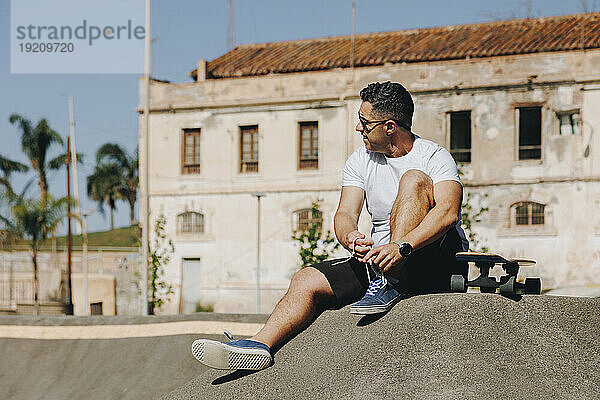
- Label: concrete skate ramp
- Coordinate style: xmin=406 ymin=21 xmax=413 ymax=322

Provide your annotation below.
xmin=0 ymin=313 xmax=266 ymax=400
xmin=163 ymin=294 xmax=600 ymax=400
xmin=1 ymin=295 xmax=598 ymax=400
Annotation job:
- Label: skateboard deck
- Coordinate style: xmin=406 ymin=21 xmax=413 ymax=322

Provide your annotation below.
xmin=451 ymin=252 xmax=541 ymax=295
xmin=455 ymin=252 xmax=536 ymax=266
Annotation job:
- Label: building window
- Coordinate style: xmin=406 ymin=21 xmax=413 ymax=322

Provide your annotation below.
xmin=299 ymin=122 xmax=318 ymax=169
xmin=514 ymin=202 xmax=544 ymax=226
xmin=240 ymin=125 xmax=259 ymax=173
xmin=181 ymin=128 xmax=201 ymax=174
xmin=518 ymin=107 xmax=542 ymax=160
xmin=558 ymin=111 xmax=581 ymax=135
xmin=90 ymin=302 xmax=103 ymax=316
xmin=293 ymin=208 xmax=323 ymax=232
xmin=178 ymin=212 xmax=205 ymax=233
xmin=449 ymin=111 xmax=471 ymax=163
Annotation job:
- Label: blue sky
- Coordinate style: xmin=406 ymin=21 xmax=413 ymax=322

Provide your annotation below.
xmin=0 ymin=0 xmax=595 ymax=233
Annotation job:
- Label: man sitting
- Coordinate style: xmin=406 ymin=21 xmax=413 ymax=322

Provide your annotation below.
xmin=192 ymin=81 xmax=468 ymax=371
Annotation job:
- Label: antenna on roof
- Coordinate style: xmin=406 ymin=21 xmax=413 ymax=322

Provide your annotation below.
xmin=351 ymin=0 xmax=355 ymax=70
xmin=350 ymin=0 xmax=356 ymax=86
xmin=227 ymin=0 xmax=235 ymax=51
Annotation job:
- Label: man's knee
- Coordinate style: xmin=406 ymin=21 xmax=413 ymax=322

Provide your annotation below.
xmin=399 ymin=169 xmax=433 ymax=193
xmin=288 ymin=267 xmax=332 ymax=298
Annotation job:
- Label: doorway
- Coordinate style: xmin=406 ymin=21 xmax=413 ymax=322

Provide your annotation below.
xmin=181 ymin=258 xmax=202 ymax=314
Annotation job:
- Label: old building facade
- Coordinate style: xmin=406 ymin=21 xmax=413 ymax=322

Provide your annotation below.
xmin=140 ymin=13 xmax=600 ymax=313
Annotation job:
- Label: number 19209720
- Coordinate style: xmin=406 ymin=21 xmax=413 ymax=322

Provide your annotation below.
xmin=19 ymin=42 xmax=74 ymax=52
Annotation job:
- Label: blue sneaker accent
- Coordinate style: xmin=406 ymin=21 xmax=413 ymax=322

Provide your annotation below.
xmin=225 ymin=339 xmax=271 ymax=353
xmin=350 ymin=277 xmax=407 ymax=315
xmin=191 ymin=337 xmax=273 ymax=370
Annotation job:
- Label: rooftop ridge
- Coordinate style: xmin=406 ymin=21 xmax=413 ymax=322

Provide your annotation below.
xmin=230 ymin=12 xmax=600 ymax=49
xmin=188 ymin=12 xmax=600 ymax=80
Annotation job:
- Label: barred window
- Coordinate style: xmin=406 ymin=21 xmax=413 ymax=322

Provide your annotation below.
xmin=449 ymin=111 xmax=471 ymax=163
xmin=293 ymin=208 xmax=323 ymax=232
xmin=178 ymin=212 xmax=204 ymax=233
xmin=299 ymin=122 xmax=318 ymax=169
xmin=181 ymin=128 xmax=201 ymax=174
xmin=90 ymin=302 xmax=103 ymax=316
xmin=240 ymin=125 xmax=259 ymax=173
xmin=514 ymin=202 xmax=545 ymax=226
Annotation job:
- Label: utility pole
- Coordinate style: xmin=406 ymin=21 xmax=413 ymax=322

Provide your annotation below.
xmin=68 ymin=95 xmax=81 ymax=234
xmin=252 ymin=192 xmax=265 ymax=313
xmin=139 ymin=0 xmax=151 ymax=315
xmin=66 ymin=138 xmax=73 ymax=315
xmin=81 ymin=209 xmax=95 ymax=316
xmin=227 ymin=0 xmax=235 ymax=51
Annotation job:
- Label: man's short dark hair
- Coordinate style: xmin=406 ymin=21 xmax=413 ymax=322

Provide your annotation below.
xmin=359 ymin=81 xmax=414 ymax=130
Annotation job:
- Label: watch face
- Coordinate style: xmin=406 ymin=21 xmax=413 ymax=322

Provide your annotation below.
xmin=400 ymin=242 xmax=412 ymax=256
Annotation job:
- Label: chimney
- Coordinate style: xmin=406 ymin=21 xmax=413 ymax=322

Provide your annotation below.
xmin=196 ymin=59 xmax=207 ymax=81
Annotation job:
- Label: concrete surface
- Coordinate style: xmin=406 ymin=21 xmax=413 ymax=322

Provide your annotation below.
xmin=545 ymin=286 xmax=600 ymax=298
xmin=1 ymin=294 xmax=598 ymax=400
xmin=0 ymin=320 xmax=264 ymax=339
xmin=0 ymin=311 xmax=268 ymax=326
xmin=0 ymin=312 xmax=268 ymax=400
xmin=162 ymin=294 xmax=600 ymax=400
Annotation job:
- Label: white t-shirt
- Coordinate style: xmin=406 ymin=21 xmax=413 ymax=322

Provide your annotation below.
xmin=342 ymin=135 xmax=469 ymax=250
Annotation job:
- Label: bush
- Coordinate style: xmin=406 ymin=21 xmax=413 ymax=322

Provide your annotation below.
xmin=292 ymin=200 xmax=340 ymax=268
xmin=195 ymin=302 xmax=214 ymax=313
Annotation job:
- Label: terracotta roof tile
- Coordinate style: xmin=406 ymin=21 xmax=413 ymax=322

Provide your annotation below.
xmin=192 ymin=13 xmax=600 ymax=80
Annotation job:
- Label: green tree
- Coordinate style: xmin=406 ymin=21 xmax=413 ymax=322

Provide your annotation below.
xmin=147 ymin=214 xmax=174 ymax=315
xmin=461 ymin=192 xmax=489 ymax=252
xmin=292 ymin=200 xmax=340 ymax=268
xmin=87 ymin=163 xmax=123 ymax=230
xmin=0 ymin=193 xmax=68 ymax=315
xmin=95 ymin=143 xmax=139 ymax=225
xmin=9 ymin=114 xmax=66 ymax=205
xmin=457 ymin=164 xmax=489 ymax=252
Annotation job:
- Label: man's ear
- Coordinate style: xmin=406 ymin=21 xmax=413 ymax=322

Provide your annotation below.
xmin=385 ymin=121 xmax=396 ymax=136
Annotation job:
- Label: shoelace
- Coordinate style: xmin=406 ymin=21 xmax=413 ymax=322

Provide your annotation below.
xmin=364 ymin=277 xmax=386 ymax=296
xmin=332 ymin=237 xmax=387 ymax=287
xmin=224 ymin=330 xmax=235 ymax=341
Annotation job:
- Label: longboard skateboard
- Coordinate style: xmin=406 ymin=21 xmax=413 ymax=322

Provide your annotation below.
xmin=451 ymin=252 xmax=541 ymax=295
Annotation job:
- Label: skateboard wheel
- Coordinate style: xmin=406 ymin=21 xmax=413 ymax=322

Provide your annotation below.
xmin=450 ymin=274 xmax=467 ymax=293
xmin=525 ymin=278 xmax=542 ymax=295
xmin=499 ymin=276 xmax=516 ymax=295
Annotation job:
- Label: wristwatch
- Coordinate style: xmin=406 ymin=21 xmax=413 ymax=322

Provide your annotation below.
xmin=393 ymin=240 xmax=413 ymax=257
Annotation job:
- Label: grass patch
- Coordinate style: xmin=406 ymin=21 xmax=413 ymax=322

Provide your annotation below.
xmin=17 ymin=225 xmax=140 ymax=248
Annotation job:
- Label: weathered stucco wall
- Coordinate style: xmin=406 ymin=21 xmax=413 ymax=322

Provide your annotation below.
xmin=142 ymin=49 xmax=600 ymax=314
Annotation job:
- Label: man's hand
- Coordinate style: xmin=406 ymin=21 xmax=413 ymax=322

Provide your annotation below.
xmin=345 ymin=230 xmax=373 ymax=261
xmin=363 ymin=243 xmax=405 ymax=273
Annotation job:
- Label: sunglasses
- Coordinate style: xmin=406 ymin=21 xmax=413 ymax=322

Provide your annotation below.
xmin=358 ymin=113 xmax=411 ymax=134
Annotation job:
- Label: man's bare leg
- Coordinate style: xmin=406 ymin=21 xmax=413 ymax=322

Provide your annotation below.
xmin=192 ymin=267 xmax=333 ymax=370
xmin=251 ymin=266 xmax=334 ymax=350
xmin=387 ymin=169 xmax=434 ymax=279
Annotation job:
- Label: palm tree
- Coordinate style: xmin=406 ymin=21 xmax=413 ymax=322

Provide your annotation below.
xmin=0 ymin=192 xmax=68 ymax=315
xmin=0 ymin=154 xmax=29 ymax=194
xmin=95 ymin=143 xmax=139 ymax=225
xmin=0 ymin=156 xmax=29 ymax=249
xmin=9 ymin=114 xmax=65 ymax=205
xmin=87 ymin=163 xmax=123 ymax=230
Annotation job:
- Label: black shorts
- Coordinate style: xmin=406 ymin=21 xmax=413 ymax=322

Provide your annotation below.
xmin=311 ymin=228 xmax=467 ymax=309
